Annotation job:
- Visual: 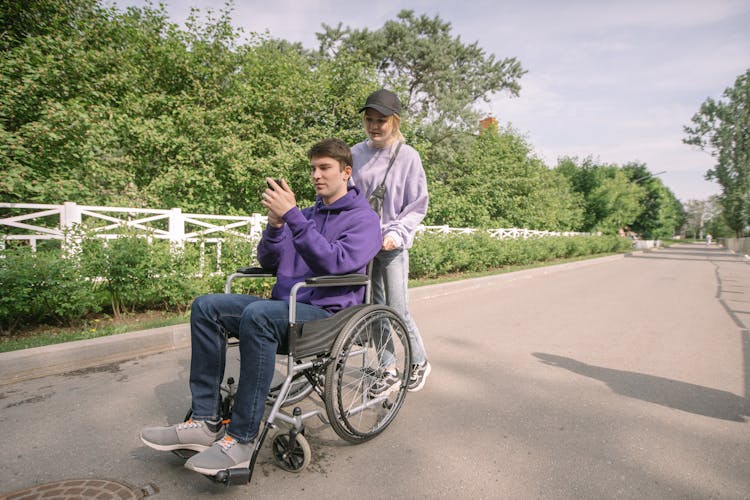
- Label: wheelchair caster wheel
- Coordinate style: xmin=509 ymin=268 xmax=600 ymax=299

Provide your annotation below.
xmin=271 ymin=431 xmax=311 ymax=472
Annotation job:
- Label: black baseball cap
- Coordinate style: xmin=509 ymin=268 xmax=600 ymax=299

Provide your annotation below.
xmin=359 ymin=89 xmax=402 ymax=116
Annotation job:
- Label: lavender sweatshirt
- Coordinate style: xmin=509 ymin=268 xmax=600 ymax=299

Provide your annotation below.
xmin=256 ymin=186 xmax=381 ymax=313
xmin=351 ymin=141 xmax=428 ymax=249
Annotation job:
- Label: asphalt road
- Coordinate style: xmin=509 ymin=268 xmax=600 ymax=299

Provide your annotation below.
xmin=1 ymin=243 xmax=748 ymax=499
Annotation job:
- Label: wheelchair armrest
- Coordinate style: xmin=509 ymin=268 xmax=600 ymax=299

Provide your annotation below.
xmin=235 ymin=266 xmax=276 ymax=276
xmin=305 ymin=274 xmax=369 ymax=286
xmin=225 ymin=267 xmax=275 ymax=293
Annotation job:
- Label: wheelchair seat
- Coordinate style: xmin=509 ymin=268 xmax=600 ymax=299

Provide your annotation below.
xmin=289 ymin=304 xmax=369 ymax=358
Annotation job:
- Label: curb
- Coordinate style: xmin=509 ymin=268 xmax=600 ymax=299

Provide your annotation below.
xmin=0 ymin=323 xmax=190 ymax=386
xmin=0 ymin=253 xmax=627 ymax=386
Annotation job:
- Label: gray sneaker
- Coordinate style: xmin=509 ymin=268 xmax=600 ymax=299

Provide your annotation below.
xmin=184 ymin=436 xmax=254 ymax=475
xmin=368 ymin=369 xmax=400 ymax=397
xmin=407 ymin=361 xmax=431 ymax=392
xmin=140 ymin=419 xmax=222 ymax=452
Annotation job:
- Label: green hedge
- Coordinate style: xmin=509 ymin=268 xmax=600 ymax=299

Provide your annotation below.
xmin=0 ymin=232 xmax=271 ymax=336
xmin=0 ymin=233 xmax=631 ymax=335
xmin=0 ymin=247 xmax=101 ymax=335
xmin=409 ymin=233 xmax=631 ymax=279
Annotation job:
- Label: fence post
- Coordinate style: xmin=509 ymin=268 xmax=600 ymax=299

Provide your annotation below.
xmin=61 ymin=202 xmax=82 ymax=255
xmin=249 ymin=213 xmax=265 ymax=239
xmin=169 ymin=208 xmax=185 ymax=249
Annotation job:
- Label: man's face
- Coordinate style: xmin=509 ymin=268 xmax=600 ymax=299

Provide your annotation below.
xmin=364 ymin=109 xmax=395 ymax=147
xmin=310 ymin=155 xmax=351 ymax=205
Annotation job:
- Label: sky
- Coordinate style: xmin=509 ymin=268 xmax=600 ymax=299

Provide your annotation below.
xmin=115 ymin=0 xmax=750 ymax=202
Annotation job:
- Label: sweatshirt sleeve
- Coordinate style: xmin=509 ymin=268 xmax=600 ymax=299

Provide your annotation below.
xmin=382 ymin=148 xmax=429 ymax=249
xmin=256 ymin=223 xmax=287 ymax=270
xmin=283 ymin=206 xmax=382 ymax=276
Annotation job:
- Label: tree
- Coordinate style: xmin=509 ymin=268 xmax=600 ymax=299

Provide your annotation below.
xmin=623 ymin=163 xmax=684 ymax=239
xmin=425 ymin=126 xmax=583 ymax=230
xmin=682 ymin=195 xmax=733 ymax=239
xmin=556 ymin=157 xmax=645 ymax=234
xmin=0 ymin=0 xmax=104 ymax=52
xmin=316 ymin=10 xmax=526 ymax=142
xmin=0 ymin=1 xmax=379 ymax=213
xmin=684 ymin=69 xmax=750 ymax=237
xmin=683 ymin=198 xmax=713 ymax=239
xmin=1 ymin=2 xmax=197 ymax=206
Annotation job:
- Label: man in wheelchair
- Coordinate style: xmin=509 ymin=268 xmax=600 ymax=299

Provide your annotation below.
xmin=140 ymin=138 xmax=382 ymax=476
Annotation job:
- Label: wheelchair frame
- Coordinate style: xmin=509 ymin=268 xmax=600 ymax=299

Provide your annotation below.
xmin=203 ymin=266 xmax=412 ymax=486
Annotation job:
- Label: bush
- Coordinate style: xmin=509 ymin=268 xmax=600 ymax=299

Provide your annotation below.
xmin=0 ymin=246 xmax=101 ymax=335
xmin=0 ymin=231 xmax=631 ymax=335
xmin=81 ymin=233 xmax=156 ymax=317
xmin=410 ymin=232 xmax=631 ymax=279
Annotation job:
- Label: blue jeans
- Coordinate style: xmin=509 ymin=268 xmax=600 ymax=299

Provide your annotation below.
xmin=372 ymin=248 xmax=427 ymax=365
xmin=189 ymin=293 xmax=331 ymax=443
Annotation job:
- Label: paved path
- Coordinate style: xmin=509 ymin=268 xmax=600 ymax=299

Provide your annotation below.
xmin=1 ymin=244 xmax=748 ymax=499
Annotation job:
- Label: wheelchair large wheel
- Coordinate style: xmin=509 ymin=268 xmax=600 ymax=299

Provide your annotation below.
xmin=324 ymin=305 xmax=411 ymax=443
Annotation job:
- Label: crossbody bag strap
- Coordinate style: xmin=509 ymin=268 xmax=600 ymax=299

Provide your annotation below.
xmin=378 ymin=141 xmax=403 ymax=188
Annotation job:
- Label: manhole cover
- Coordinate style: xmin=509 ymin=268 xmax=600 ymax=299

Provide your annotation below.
xmin=1 ymin=478 xmax=158 ymax=500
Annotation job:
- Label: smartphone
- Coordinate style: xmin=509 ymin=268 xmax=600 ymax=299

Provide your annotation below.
xmin=266 ymin=178 xmax=283 ymax=190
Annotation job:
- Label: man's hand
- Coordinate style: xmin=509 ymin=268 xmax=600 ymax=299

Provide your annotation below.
xmin=262 ymin=178 xmax=296 ymax=227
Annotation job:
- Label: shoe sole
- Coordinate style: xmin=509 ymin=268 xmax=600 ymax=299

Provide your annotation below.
xmin=368 ymin=382 xmax=401 ymax=398
xmin=184 ymin=459 xmax=250 ymax=476
xmin=140 ymin=435 xmax=210 ymax=453
xmin=407 ymin=362 xmax=431 ymax=392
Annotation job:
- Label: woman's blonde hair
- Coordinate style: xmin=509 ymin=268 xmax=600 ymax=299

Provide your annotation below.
xmin=390 ymin=114 xmax=405 ymax=142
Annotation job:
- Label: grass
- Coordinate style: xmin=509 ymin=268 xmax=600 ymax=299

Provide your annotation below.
xmin=0 ymin=252 xmax=625 ymax=353
xmin=0 ymin=310 xmax=189 ymax=353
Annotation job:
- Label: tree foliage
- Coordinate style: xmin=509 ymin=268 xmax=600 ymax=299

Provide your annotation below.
xmin=426 ymin=126 xmax=583 ymax=230
xmin=622 ymin=163 xmax=685 ymax=239
xmin=681 ymin=196 xmax=732 ymax=239
xmin=1 ymin=2 xmax=377 ymax=213
xmin=316 ymin=10 xmax=526 ymax=139
xmin=1 ymin=1 xmax=677 ymax=239
xmin=554 ymin=157 xmax=682 ymax=238
xmin=684 ymin=69 xmax=750 ymax=236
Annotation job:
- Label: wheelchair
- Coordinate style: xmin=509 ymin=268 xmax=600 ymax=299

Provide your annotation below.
xmin=180 ymin=265 xmax=412 ymax=486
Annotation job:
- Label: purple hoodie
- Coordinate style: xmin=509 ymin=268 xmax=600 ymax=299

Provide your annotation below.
xmin=256 ymin=185 xmax=382 ymax=313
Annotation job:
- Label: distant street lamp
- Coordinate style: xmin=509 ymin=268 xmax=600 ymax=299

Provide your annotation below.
xmin=633 ymin=170 xmax=666 ymax=183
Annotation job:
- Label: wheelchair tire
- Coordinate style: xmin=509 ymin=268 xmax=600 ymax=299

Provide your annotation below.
xmin=324 ymin=305 xmax=411 ymax=443
xmin=271 ymin=431 xmax=311 ymax=472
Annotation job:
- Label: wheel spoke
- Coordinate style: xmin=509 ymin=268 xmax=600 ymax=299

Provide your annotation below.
xmin=324 ymin=306 xmax=411 ymax=443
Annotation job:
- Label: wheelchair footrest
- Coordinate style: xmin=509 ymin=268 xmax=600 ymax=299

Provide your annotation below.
xmin=211 ymin=467 xmax=250 ymax=486
xmin=170 ymin=449 xmax=197 ymax=460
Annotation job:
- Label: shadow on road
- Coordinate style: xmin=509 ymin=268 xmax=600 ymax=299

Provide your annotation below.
xmin=533 ymin=353 xmax=749 ymax=422
xmin=630 ymin=244 xmax=750 ymax=401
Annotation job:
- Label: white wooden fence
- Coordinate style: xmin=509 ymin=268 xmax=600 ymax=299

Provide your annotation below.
xmin=1 ymin=202 xmax=588 ymax=255
xmin=417 ymin=225 xmax=587 ymax=239
xmin=1 ymin=202 xmax=265 ymax=250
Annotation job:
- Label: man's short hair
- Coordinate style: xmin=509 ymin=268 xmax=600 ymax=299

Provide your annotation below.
xmin=307 ymin=138 xmax=352 ymax=170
